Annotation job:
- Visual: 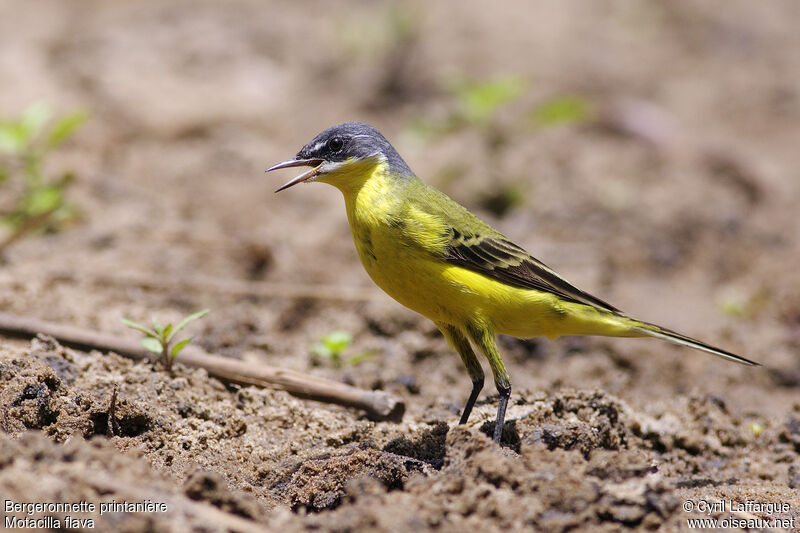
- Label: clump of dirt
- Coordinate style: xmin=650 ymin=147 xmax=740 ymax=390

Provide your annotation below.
xmin=183 ymin=470 xmax=264 ymax=519
xmin=519 ymin=390 xmax=632 ymax=457
xmin=0 ymin=430 xmax=273 ymax=532
xmin=275 ymin=445 xmax=430 ymax=512
xmin=289 ymin=426 xmax=677 ymax=532
xmin=382 ymin=421 xmax=449 ymax=467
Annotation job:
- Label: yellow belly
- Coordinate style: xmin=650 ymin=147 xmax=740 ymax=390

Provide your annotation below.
xmin=354 ymin=229 xmax=634 ymax=340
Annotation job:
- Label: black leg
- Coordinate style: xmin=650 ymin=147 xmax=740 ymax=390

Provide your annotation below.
xmin=465 ymin=323 xmax=512 ymax=444
xmin=493 ymin=384 xmax=511 ymax=442
xmin=459 ymin=377 xmax=484 ymax=425
xmin=437 ymin=322 xmax=484 ymax=425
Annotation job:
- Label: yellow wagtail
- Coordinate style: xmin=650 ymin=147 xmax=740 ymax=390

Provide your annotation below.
xmin=267 ymin=122 xmax=758 ymax=442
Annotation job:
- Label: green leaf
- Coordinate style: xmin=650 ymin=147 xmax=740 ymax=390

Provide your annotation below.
xmin=170 ymin=337 xmax=192 ymax=359
xmin=152 ymin=318 xmax=164 ymax=336
xmin=172 ymin=309 xmax=210 ymax=336
xmin=141 ymin=337 xmax=163 ymax=354
xmin=162 ymin=323 xmax=173 ymax=341
xmin=321 ymin=330 xmax=353 ymax=356
xmin=121 ymin=317 xmax=157 ymax=337
xmin=21 ymin=102 xmax=51 ymax=140
xmin=310 ymin=345 xmax=343 ymax=368
xmin=530 ymin=95 xmax=593 ymax=127
xmin=22 ymin=185 xmax=62 ymax=215
xmin=46 ymin=111 xmax=88 ymax=149
xmin=310 ymin=341 xmax=333 ymax=359
xmin=452 ymin=76 xmax=525 ymax=125
xmin=0 ymin=124 xmax=23 ymax=153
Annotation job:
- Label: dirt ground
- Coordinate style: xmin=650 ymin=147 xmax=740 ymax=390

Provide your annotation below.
xmin=1 ymin=1 xmax=800 ymax=531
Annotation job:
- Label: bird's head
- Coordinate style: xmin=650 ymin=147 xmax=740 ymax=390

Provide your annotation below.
xmin=267 ymin=122 xmax=412 ymax=192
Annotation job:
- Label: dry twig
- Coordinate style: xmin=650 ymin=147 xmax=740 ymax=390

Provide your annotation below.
xmin=0 ymin=312 xmax=404 ymax=421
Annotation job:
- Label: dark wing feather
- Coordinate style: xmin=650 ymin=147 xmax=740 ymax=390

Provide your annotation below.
xmin=445 ymin=233 xmax=620 ymax=312
xmin=400 ymin=179 xmax=619 ymax=312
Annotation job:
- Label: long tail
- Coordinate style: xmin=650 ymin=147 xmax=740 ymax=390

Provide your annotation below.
xmin=631 ymin=322 xmax=759 ymax=366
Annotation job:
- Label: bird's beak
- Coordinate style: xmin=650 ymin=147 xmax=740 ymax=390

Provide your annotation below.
xmin=267 ymin=158 xmax=326 ymax=192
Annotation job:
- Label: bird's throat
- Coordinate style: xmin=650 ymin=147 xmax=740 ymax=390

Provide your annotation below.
xmin=328 ymin=160 xmax=396 ymax=223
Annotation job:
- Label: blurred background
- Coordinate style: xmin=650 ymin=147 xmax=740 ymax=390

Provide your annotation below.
xmin=1 ymin=0 xmax=799 ymax=412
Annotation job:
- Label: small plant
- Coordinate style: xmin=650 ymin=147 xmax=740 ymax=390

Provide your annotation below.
xmin=310 ymin=330 xmax=375 ymax=369
xmin=407 ymin=75 xmax=526 ymax=139
xmin=406 ymin=76 xmax=596 ymax=220
xmin=121 ymin=309 xmax=210 ymax=372
xmin=529 ymin=95 xmax=594 ymax=127
xmin=451 ymin=76 xmax=526 ymax=127
xmin=0 ymin=102 xmax=87 ymax=251
xmin=405 ymin=76 xmax=528 ymax=217
xmin=748 ymin=422 xmax=764 ymax=438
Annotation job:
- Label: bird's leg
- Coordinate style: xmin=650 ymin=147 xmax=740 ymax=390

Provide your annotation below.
xmin=437 ymin=322 xmax=484 ymax=425
xmin=466 ymin=323 xmax=511 ymax=443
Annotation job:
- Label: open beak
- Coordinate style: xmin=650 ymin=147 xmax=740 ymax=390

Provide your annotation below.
xmin=266 ymin=158 xmax=325 ymax=192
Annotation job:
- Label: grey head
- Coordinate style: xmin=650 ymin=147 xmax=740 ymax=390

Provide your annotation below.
xmin=267 ymin=122 xmax=413 ymax=192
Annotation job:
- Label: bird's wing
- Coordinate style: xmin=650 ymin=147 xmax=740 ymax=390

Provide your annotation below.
xmin=444 ymin=230 xmax=620 ymax=312
xmin=404 ymin=185 xmax=620 ymax=313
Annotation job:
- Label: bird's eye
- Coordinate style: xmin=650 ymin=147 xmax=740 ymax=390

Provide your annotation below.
xmin=327 ymin=137 xmax=344 ymax=153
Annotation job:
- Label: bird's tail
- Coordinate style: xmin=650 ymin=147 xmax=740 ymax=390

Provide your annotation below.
xmin=630 ymin=321 xmax=759 ymax=366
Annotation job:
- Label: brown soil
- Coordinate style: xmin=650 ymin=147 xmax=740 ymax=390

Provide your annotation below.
xmin=1 ymin=1 xmax=800 ymax=531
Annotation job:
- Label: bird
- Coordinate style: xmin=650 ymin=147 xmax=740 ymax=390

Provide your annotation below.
xmin=267 ymin=121 xmax=758 ymax=443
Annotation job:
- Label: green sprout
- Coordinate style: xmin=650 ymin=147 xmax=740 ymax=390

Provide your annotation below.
xmin=311 ymin=330 xmax=352 ymax=368
xmin=310 ymin=330 xmax=375 ymax=369
xmin=0 ymin=102 xmax=88 ymax=251
xmin=121 ymin=309 xmax=210 ymax=372
xmin=529 ymin=95 xmax=594 ymax=127
xmin=405 ymin=78 xmax=595 ymax=220
xmin=748 ymin=422 xmax=764 ymax=438
xmin=407 ymin=75 xmax=526 ymax=140
xmin=451 ymin=76 xmax=526 ymax=127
